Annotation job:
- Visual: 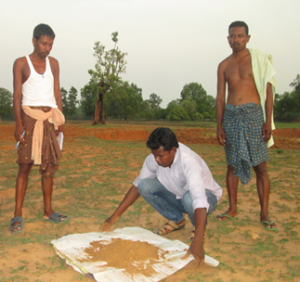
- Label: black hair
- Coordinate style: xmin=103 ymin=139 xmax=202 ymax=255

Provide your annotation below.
xmin=229 ymin=21 xmax=249 ymax=36
xmin=146 ymin=128 xmax=179 ymax=151
xmin=33 ymin=24 xmax=55 ymax=40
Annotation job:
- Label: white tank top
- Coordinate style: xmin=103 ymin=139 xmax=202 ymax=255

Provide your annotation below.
xmin=22 ymin=55 xmax=58 ymax=108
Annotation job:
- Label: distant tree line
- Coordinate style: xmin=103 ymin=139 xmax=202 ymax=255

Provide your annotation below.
xmin=0 ymin=82 xmax=216 ymax=123
xmin=80 ymin=80 xmax=217 ymax=122
xmin=1 ymin=75 xmax=300 ymax=123
xmin=274 ymin=75 xmax=300 ymax=122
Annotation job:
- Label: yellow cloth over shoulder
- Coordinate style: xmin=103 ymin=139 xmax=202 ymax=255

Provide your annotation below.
xmin=249 ymin=48 xmax=276 ymax=148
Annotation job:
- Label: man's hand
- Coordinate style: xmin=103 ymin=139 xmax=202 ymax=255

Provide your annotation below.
xmin=56 ymin=125 xmax=64 ymax=137
xmin=181 ymin=238 xmax=205 ymax=267
xmin=100 ymin=215 xmax=120 ymax=232
xmin=14 ymin=126 xmax=25 ymax=144
xmin=217 ymin=127 xmax=226 ymax=146
xmin=262 ymin=122 xmax=272 ymax=142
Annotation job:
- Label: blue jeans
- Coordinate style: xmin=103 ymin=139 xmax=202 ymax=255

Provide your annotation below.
xmin=138 ymin=178 xmax=217 ymax=226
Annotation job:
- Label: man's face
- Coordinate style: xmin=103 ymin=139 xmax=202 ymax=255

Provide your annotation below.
xmin=151 ymin=146 xmax=176 ymax=168
xmin=33 ymin=35 xmax=54 ymax=58
xmin=227 ymin=26 xmax=250 ymax=52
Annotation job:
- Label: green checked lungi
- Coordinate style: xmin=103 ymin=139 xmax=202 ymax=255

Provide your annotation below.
xmin=223 ymin=102 xmax=270 ymax=185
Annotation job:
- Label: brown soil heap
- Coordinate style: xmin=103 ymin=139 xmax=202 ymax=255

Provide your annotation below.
xmin=78 ymin=238 xmax=167 ymax=277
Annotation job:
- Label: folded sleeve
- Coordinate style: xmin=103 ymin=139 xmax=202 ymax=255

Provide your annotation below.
xmin=133 ymin=154 xmax=157 ymax=187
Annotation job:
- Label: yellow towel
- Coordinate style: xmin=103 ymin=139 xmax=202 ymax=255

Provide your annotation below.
xmin=22 ymin=106 xmax=65 ymax=165
xmin=249 ymin=48 xmax=276 ymax=148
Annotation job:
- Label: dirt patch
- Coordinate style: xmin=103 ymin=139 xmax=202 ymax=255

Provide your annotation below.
xmin=2 ymin=123 xmax=300 ymax=149
xmin=1 ymin=122 xmax=300 ymax=282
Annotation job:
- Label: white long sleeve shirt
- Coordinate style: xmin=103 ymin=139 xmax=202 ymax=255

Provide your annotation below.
xmin=133 ymin=143 xmax=223 ymax=212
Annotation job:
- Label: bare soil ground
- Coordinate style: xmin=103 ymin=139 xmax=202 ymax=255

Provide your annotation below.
xmin=0 ymin=122 xmax=300 ymax=282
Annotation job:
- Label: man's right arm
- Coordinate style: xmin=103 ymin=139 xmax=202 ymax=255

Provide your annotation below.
xmin=101 ymin=185 xmax=140 ymax=231
xmin=13 ymin=59 xmax=25 ymax=143
xmin=216 ymin=62 xmax=226 ymax=146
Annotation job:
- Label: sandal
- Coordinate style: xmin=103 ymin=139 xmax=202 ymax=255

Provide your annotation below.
xmin=10 ymin=216 xmax=24 ymax=234
xmin=261 ymin=220 xmax=277 ymax=231
xmin=46 ymin=212 xmax=68 ymax=223
xmin=156 ymin=220 xmax=185 ymax=235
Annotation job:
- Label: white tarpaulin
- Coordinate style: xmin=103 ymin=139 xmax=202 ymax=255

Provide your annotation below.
xmin=51 ymin=227 xmax=219 ymax=282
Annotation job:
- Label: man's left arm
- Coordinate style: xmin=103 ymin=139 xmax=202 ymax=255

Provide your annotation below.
xmin=263 ymin=82 xmax=273 ymax=142
xmin=182 ymin=208 xmax=206 ymax=266
xmin=50 ymin=57 xmax=64 ymax=134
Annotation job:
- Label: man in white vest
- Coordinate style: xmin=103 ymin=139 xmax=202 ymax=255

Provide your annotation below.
xmin=11 ymin=24 xmax=67 ymax=234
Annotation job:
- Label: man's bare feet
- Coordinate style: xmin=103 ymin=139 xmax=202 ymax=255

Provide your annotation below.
xmin=260 ymin=216 xmax=277 ymax=231
xmin=216 ymin=211 xmax=238 ymax=221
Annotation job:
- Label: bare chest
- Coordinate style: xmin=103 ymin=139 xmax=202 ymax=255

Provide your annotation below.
xmin=225 ymin=56 xmax=254 ymax=82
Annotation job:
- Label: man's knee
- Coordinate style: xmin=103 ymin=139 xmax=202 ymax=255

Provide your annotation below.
xmin=227 ymin=164 xmax=235 ymax=173
xmin=18 ymin=164 xmax=32 ymax=176
xmin=138 ymin=178 xmax=155 ymax=196
xmin=181 ymin=192 xmax=193 ymax=213
xmin=253 ymin=162 xmax=268 ymax=176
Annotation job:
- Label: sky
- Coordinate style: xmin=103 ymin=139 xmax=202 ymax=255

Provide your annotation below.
xmin=1 ymin=0 xmax=299 ymax=108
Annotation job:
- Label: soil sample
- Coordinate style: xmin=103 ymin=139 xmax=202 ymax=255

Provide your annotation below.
xmin=77 ymin=238 xmax=168 ymax=278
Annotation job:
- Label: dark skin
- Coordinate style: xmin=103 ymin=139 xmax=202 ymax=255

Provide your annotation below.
xmin=101 ymin=146 xmax=207 ymax=266
xmin=216 ymin=26 xmax=275 ymax=229
xmin=11 ymin=35 xmax=64 ymax=232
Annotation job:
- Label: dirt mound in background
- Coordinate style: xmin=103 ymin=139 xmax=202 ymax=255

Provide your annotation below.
xmin=93 ymin=130 xmax=149 ymax=141
xmin=0 ymin=125 xmax=15 ymax=142
xmin=1 ymin=124 xmax=299 ymax=149
xmin=273 ymin=128 xmax=300 ymax=138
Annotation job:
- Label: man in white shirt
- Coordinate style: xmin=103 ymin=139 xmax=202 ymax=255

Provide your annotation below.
xmin=101 ymin=128 xmax=222 ymax=265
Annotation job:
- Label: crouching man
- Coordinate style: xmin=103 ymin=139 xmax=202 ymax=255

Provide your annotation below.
xmin=101 ymin=127 xmax=222 ymax=265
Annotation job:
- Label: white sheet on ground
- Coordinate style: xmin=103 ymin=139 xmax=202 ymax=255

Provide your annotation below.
xmin=51 ymin=227 xmax=219 ymax=282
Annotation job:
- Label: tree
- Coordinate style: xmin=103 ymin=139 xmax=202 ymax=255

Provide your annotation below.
xmin=61 ymin=87 xmax=68 ymax=114
xmin=105 ymin=81 xmax=143 ymax=121
xmin=80 ymin=80 xmax=98 ymax=118
xmin=88 ymin=32 xmax=127 ymax=125
xmin=0 ymin=88 xmax=13 ymax=122
xmin=180 ymin=82 xmax=216 ymax=119
xmin=147 ymin=93 xmax=162 ymax=110
xmin=274 ymin=91 xmax=300 ymax=121
xmin=166 ymin=99 xmax=181 ymax=117
xmin=180 ymin=82 xmax=207 ymax=106
xmin=180 ymin=99 xmax=197 ymax=120
xmin=166 ymin=105 xmax=190 ymax=121
xmin=289 ymin=74 xmax=300 ymax=91
xmin=61 ymin=87 xmax=79 ymax=119
xmin=67 ymin=86 xmax=79 ymax=117
xmin=274 ymin=75 xmax=300 ymax=122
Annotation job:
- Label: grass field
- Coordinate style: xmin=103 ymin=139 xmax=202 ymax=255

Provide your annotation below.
xmin=0 ymin=122 xmax=300 ymax=282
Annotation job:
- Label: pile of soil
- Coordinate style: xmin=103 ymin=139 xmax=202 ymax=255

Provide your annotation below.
xmin=78 ymin=238 xmax=167 ymax=277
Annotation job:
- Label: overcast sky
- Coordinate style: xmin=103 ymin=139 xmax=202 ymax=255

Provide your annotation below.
xmin=1 ymin=0 xmax=299 ymax=107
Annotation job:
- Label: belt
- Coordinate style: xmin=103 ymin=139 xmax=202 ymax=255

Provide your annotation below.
xmin=29 ymin=106 xmax=52 ymax=112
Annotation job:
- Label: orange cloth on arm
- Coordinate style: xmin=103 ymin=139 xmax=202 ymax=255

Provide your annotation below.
xmin=22 ymin=106 xmax=65 ymax=165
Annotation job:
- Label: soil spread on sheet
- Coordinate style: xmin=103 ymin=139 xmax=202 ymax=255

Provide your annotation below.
xmin=77 ymin=238 xmax=168 ymax=278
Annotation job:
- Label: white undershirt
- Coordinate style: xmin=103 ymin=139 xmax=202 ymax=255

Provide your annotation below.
xmin=22 ymin=55 xmax=57 ymax=108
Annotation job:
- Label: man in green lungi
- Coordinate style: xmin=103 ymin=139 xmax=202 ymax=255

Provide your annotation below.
xmin=216 ymin=20 xmax=277 ymax=231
